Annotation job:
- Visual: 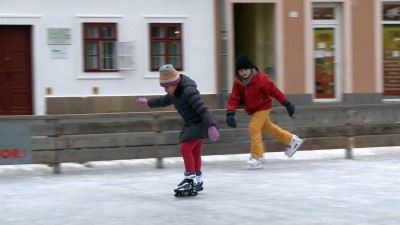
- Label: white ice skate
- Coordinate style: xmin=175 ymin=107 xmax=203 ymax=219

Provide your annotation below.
xmin=195 ymin=172 xmax=204 ymax=192
xmin=246 ymin=157 xmax=263 ymax=169
xmin=285 ymin=135 xmax=305 ymax=158
xmin=174 ymin=172 xmax=198 ymax=197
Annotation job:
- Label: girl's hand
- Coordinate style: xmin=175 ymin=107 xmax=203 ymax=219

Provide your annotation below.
xmin=137 ymin=98 xmax=148 ymax=106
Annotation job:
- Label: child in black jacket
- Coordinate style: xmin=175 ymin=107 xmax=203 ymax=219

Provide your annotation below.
xmin=137 ymin=64 xmax=219 ymax=197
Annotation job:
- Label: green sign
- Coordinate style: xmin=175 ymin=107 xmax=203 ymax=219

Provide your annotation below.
xmin=48 ymin=28 xmax=71 ymax=45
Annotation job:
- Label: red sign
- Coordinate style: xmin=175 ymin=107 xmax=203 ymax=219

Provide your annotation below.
xmin=0 ymin=125 xmax=32 ymax=165
xmin=0 ymin=149 xmax=28 ymax=159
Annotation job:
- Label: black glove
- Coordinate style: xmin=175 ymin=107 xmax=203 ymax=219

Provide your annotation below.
xmin=282 ymin=100 xmax=295 ymax=117
xmin=226 ymin=111 xmax=237 ymax=128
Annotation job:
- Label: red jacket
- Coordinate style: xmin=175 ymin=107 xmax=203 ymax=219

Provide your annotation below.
xmin=227 ymin=70 xmax=287 ymax=115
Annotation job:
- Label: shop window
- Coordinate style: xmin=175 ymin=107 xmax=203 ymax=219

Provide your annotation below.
xmin=314 ymin=28 xmax=336 ymax=99
xmin=150 ymin=23 xmax=183 ymax=71
xmin=83 ymin=23 xmax=117 ymax=72
xmin=312 ymin=4 xmax=340 ymax=100
xmin=382 ymin=3 xmax=400 ymax=96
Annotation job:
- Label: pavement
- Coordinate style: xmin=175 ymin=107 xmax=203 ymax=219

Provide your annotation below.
xmin=1 ymin=147 xmax=400 ymax=225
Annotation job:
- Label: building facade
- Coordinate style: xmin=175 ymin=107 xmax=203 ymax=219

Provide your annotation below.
xmin=0 ymin=0 xmax=217 ymax=115
xmin=220 ymin=0 xmax=400 ymax=108
xmin=0 ymin=0 xmax=399 ymax=115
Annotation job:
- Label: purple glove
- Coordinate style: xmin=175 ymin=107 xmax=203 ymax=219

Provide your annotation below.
xmin=137 ymin=98 xmax=148 ymax=106
xmin=207 ymin=126 xmax=220 ymax=142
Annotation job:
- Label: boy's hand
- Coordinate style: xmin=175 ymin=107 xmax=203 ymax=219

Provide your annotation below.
xmin=282 ymin=100 xmax=295 ymax=117
xmin=226 ymin=111 xmax=237 ymax=128
xmin=137 ymin=98 xmax=148 ymax=106
xmin=207 ymin=126 xmax=220 ymax=142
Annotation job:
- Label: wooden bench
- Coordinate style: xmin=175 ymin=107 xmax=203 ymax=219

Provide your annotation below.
xmin=0 ymin=104 xmax=399 ymax=173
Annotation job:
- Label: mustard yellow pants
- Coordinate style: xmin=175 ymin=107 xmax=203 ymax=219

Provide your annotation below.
xmin=249 ymin=109 xmax=293 ymax=158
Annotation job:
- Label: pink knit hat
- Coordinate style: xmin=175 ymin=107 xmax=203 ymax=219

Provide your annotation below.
xmin=159 ymin=64 xmax=181 ymax=87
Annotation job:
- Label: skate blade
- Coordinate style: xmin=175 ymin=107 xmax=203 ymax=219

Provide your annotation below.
xmin=174 ymin=191 xmax=198 ymax=197
xmin=174 ymin=188 xmax=198 ymax=197
xmin=196 ymin=186 xmax=204 ymax=192
xmin=247 ymin=165 xmax=263 ymax=170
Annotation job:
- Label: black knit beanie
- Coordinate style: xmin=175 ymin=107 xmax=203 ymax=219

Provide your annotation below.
xmin=235 ymin=53 xmax=253 ymax=71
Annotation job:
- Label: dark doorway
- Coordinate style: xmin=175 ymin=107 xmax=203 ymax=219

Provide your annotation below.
xmin=233 ymin=3 xmax=276 ymax=80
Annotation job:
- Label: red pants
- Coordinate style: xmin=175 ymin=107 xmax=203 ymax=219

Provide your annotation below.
xmin=180 ymin=139 xmax=204 ymax=173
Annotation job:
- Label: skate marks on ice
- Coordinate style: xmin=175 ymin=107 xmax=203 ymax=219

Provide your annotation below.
xmin=1 ymin=153 xmax=400 ymax=225
xmin=175 ymin=156 xmax=400 ymax=225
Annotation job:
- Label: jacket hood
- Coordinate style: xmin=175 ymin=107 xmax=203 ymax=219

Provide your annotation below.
xmin=179 ymin=74 xmax=197 ymax=89
xmin=174 ymin=74 xmax=196 ymax=97
xmin=234 ymin=69 xmax=258 ymax=87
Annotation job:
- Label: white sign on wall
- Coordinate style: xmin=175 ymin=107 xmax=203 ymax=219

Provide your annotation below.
xmin=50 ymin=45 xmax=68 ymax=59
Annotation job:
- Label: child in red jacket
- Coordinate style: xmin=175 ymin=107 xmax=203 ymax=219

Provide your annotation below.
xmin=226 ymin=53 xmax=304 ymax=169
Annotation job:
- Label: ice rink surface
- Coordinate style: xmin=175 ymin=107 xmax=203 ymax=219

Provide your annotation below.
xmin=1 ymin=147 xmax=399 ymax=225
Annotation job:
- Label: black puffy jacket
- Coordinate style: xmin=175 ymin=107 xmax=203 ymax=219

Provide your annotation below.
xmin=147 ymin=74 xmax=218 ymax=143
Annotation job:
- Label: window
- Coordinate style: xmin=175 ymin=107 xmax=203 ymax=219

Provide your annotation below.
xmin=314 ymin=28 xmax=336 ymax=99
xmin=383 ymin=3 xmax=400 ymax=21
xmin=312 ymin=3 xmax=341 ymax=101
xmin=382 ymin=3 xmax=400 ymax=96
xmin=83 ymin=23 xmax=117 ymax=72
xmin=313 ymin=7 xmax=335 ymax=20
xmin=150 ymin=23 xmax=183 ymax=71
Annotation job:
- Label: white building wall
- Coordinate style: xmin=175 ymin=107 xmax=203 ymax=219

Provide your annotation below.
xmin=0 ymin=0 xmax=216 ymax=115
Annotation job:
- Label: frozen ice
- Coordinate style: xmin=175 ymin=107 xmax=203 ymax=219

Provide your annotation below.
xmin=1 ymin=147 xmax=399 ymax=225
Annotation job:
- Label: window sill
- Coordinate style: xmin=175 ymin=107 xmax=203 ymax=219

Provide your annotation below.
xmin=77 ymin=75 xmax=124 ymax=80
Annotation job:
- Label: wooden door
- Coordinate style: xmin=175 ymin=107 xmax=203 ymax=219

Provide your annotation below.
xmin=0 ymin=25 xmax=33 ymax=115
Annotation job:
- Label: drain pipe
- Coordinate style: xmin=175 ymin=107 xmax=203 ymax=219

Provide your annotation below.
xmin=219 ymin=0 xmax=229 ymax=109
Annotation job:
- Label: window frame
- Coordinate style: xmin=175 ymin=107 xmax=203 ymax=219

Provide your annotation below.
xmin=149 ymin=23 xmax=183 ymax=71
xmin=311 ymin=3 xmax=342 ymax=102
xmin=83 ymin=22 xmax=118 ymax=72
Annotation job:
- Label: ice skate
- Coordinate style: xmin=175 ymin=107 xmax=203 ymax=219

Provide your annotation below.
xmin=246 ymin=156 xmax=263 ymax=169
xmin=195 ymin=172 xmax=204 ymax=192
xmin=174 ymin=172 xmax=198 ymax=197
xmin=285 ymin=135 xmax=305 ymax=158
